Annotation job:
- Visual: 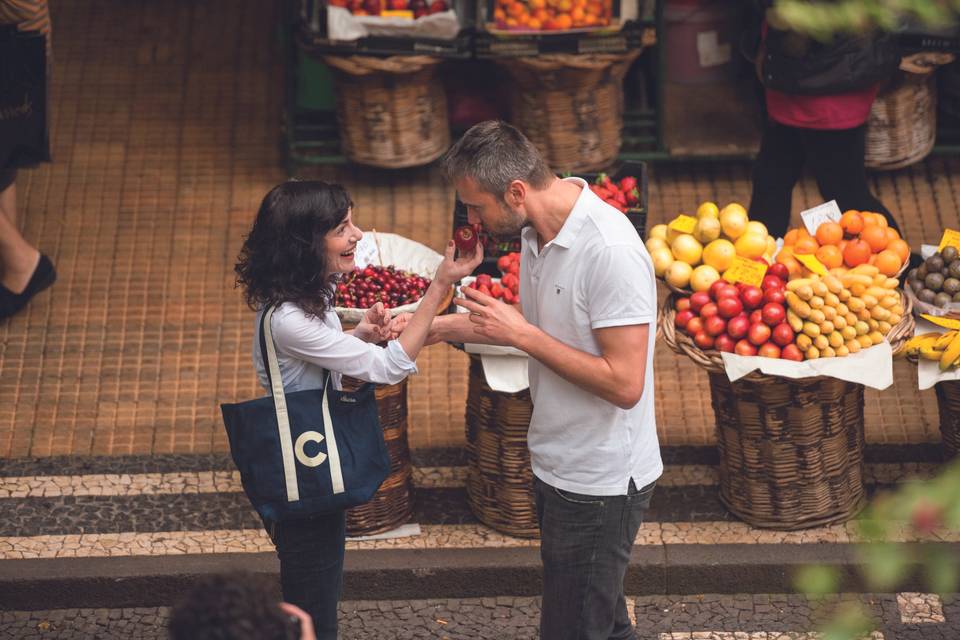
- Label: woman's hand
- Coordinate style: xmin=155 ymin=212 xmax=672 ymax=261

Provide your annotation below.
xmin=386 ymin=312 xmax=411 ymax=341
xmin=352 ymin=302 xmax=392 ymax=343
xmin=434 ymin=240 xmax=483 ymax=287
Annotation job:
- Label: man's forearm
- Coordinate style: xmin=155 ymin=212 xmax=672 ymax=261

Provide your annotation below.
xmin=514 ymin=326 xmax=645 ymax=410
xmin=432 ymin=313 xmax=509 ymax=346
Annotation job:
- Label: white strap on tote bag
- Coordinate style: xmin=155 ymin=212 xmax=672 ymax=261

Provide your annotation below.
xmin=262 ymin=306 xmax=346 ymax=503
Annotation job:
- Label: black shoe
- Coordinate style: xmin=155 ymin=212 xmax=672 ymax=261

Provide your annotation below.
xmin=0 ymin=254 xmax=56 ymax=320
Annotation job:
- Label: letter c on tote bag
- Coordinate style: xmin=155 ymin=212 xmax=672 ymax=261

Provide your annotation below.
xmin=220 ymin=304 xmax=390 ymax=522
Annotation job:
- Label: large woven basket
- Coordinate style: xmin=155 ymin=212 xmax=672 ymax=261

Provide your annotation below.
xmin=464 ymin=354 xmax=539 ymax=538
xmin=495 ymin=51 xmax=641 ymax=173
xmin=934 ymin=381 xmax=960 ymax=459
xmin=660 ymin=292 xmax=914 ymax=529
xmin=865 ymin=71 xmax=937 ymax=171
xmin=342 ymin=376 xmax=413 ymax=536
xmin=323 ymin=55 xmax=450 ymax=169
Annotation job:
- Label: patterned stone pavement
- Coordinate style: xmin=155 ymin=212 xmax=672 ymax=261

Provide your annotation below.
xmin=1 ymin=594 xmax=957 ymax=639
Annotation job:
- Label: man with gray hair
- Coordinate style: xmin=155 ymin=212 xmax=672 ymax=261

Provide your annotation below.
xmin=431 ymin=120 xmax=662 ymax=640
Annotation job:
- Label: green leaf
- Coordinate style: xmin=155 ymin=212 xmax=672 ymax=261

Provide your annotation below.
xmin=794 ymin=565 xmax=840 ymax=598
xmin=859 ymin=542 xmax=912 ymax=590
xmin=924 ymin=547 xmax=960 ymax=594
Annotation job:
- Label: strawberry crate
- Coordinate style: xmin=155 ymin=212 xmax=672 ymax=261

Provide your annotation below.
xmin=451 ymin=161 xmax=647 ymax=276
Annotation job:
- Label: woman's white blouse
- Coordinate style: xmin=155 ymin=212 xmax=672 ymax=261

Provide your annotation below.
xmin=252 ymin=302 xmax=417 ymax=393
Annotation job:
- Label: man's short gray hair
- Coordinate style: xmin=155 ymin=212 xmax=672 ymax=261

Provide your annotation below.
xmin=441 ymin=121 xmax=554 ymax=197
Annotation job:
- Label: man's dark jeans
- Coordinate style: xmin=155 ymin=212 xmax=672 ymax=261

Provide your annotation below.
xmin=534 ymin=476 xmax=656 ymax=640
xmin=263 ymin=511 xmax=346 ymax=640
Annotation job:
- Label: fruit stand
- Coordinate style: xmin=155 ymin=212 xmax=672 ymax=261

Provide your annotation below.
xmin=654 ymin=202 xmax=916 ymax=528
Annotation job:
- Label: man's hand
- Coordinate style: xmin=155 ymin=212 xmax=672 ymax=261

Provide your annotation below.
xmin=352 ymin=302 xmax=392 ymax=343
xmin=454 ymin=286 xmax=532 ymax=349
xmin=279 ymin=602 xmax=316 ymax=640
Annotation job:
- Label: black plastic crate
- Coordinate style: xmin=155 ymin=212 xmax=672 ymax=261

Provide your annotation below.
xmin=474 ymin=20 xmax=651 ymax=58
xmin=451 ymin=161 xmax=648 ymax=276
xmin=296 ymin=26 xmax=473 ymax=58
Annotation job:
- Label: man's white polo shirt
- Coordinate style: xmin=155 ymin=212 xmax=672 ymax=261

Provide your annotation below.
xmin=520 ymin=177 xmax=662 ymax=496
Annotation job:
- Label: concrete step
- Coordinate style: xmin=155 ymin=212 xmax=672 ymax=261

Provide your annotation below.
xmin=0 ymin=445 xmax=955 ymax=611
xmin=3 ymin=593 xmax=957 ymax=639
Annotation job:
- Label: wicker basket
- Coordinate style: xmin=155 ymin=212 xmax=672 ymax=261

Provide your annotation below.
xmin=865 ymin=71 xmax=937 ymax=171
xmin=660 ymin=291 xmax=914 ymax=529
xmin=464 ymin=354 xmax=539 ymax=538
xmin=496 ymin=51 xmax=641 ymax=173
xmin=323 ymin=55 xmax=450 ymax=169
xmin=342 ymin=376 xmax=413 ymax=536
xmin=935 ymin=381 xmax=960 ymax=459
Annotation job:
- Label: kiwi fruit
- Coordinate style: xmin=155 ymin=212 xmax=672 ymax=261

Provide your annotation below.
xmin=949 ymin=261 xmax=960 ymax=280
xmin=944 ymin=246 xmax=960 ymax=262
xmin=935 ymin=292 xmax=953 ymax=308
xmin=911 ymin=279 xmax=926 ymax=294
xmin=944 ymin=278 xmax=960 ymax=296
xmin=926 ymin=272 xmax=945 ymax=291
xmin=918 ymin=264 xmax=929 ymax=280
xmin=954 ymin=291 xmax=960 ymax=302
xmin=920 ymin=289 xmax=937 ymax=304
xmin=907 ymin=267 xmax=919 ymax=282
xmin=927 ymin=255 xmax=946 ymax=273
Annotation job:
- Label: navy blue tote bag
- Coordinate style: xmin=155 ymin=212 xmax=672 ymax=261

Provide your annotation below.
xmin=220 ymin=304 xmax=391 ymax=522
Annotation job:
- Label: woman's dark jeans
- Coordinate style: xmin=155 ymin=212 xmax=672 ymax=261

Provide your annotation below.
xmin=263 ymin=511 xmax=346 ymax=640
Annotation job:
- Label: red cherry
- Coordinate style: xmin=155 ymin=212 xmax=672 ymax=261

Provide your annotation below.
xmin=781 ymin=344 xmax=804 ymax=361
xmin=700 ymin=302 xmax=719 ymax=319
xmin=748 ymin=322 xmax=772 ymax=346
xmin=705 ymin=315 xmax=727 ymax=337
xmin=717 ymin=297 xmax=743 ymax=319
xmin=739 ymin=286 xmax=764 ymax=310
xmin=690 ymin=292 xmax=711 ymax=314
xmin=675 ymin=310 xmax=695 ymax=330
xmin=694 ymin=331 xmax=715 ymax=350
xmin=734 ymin=339 xmax=757 ymax=356
xmin=714 ymin=334 xmax=737 ymax=353
xmin=761 ymin=275 xmax=784 ymax=292
xmin=758 ymin=342 xmax=782 ymax=359
xmin=726 ymin=314 xmax=750 ymax=340
xmin=771 ymin=323 xmax=795 ymax=347
xmin=761 ymin=302 xmax=786 ymax=327
xmin=767 ymin=263 xmax=789 ymax=281
xmin=686 ymin=317 xmax=704 ymax=336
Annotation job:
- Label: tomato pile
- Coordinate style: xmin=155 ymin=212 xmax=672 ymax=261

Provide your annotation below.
xmin=330 ymin=0 xmax=448 ymax=17
xmin=336 ymin=265 xmax=431 ymax=309
xmin=463 ymin=252 xmax=521 ymax=305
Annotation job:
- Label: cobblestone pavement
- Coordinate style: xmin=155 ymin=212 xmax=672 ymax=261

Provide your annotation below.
xmin=2 ymin=594 xmax=958 ymax=639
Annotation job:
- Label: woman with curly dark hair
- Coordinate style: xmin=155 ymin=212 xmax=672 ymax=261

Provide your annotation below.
xmin=235 ymin=180 xmax=481 ymax=639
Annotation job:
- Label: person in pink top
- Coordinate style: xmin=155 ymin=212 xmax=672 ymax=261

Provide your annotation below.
xmin=747 ymin=15 xmax=902 ymax=239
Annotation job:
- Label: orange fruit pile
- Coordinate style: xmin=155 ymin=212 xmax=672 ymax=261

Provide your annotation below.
xmin=778 ymin=211 xmax=909 ymax=278
xmin=492 ymin=0 xmax=611 ymax=30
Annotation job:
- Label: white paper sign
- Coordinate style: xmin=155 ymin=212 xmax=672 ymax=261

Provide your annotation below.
xmin=697 ymin=31 xmax=731 ymax=68
xmin=720 ymin=341 xmax=894 ymax=390
xmin=800 ymin=200 xmax=843 ymax=236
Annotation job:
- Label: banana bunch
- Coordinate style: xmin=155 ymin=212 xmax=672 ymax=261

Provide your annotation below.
xmin=900 ymin=330 xmax=960 ymax=371
xmin=783 ymin=264 xmax=902 ymax=360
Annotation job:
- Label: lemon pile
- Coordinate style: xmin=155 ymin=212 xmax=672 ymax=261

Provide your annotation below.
xmin=645 ymin=202 xmax=777 ymax=292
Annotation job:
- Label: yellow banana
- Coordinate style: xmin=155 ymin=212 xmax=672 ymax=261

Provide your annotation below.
xmin=934 ymin=331 xmax=958 ymax=350
xmin=920 ymin=346 xmax=943 ymax=361
xmin=940 ymin=333 xmax=960 ymax=371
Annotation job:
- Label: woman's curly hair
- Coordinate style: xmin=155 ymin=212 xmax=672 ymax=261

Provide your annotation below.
xmin=235 ymin=180 xmax=354 ymax=317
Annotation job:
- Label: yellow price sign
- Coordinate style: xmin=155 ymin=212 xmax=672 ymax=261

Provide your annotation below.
xmin=382 ymin=9 xmax=414 ymax=17
xmin=668 ymin=215 xmax=697 ymax=235
xmin=794 ymin=252 xmax=828 ymax=276
xmin=723 ymin=256 xmax=768 ymax=287
xmin=920 ymin=314 xmax=960 ymax=330
xmin=938 ymin=229 xmax=960 ymax=252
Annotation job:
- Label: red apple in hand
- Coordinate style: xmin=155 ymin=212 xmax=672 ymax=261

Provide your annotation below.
xmin=454 ymin=225 xmax=478 ymax=254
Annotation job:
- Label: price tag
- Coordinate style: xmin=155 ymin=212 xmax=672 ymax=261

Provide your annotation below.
xmin=938 ymin=229 xmax=960 ymax=252
xmin=800 ymin=200 xmax=842 ymax=236
xmin=795 ymin=253 xmax=828 ymax=276
xmin=382 ymin=9 xmax=414 ymax=17
xmin=668 ymin=215 xmax=697 ymax=235
xmin=921 ymin=314 xmax=960 ymax=330
xmin=723 ymin=256 xmax=768 ymax=287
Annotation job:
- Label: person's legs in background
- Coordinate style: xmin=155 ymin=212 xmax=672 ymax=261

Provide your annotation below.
xmin=0 ymin=169 xmax=56 ymax=319
xmin=748 ymin=121 xmax=806 ymax=239
xmin=806 ymin=125 xmax=901 ymax=234
xmin=264 ymin=512 xmax=346 ymax=640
